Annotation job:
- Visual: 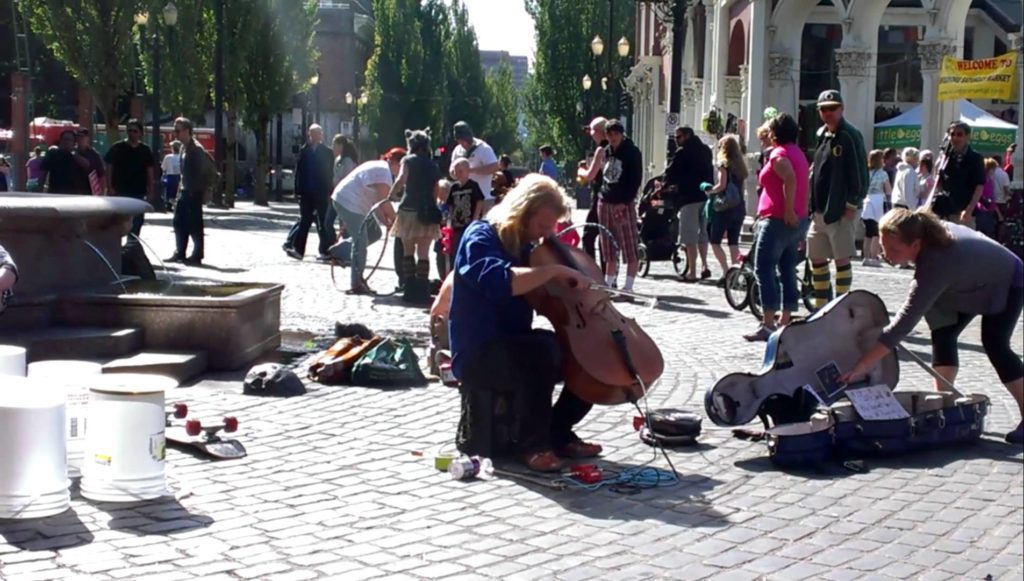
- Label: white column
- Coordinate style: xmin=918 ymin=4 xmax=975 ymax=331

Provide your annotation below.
xmin=767 ymin=52 xmax=798 ymax=117
xmin=707 ymin=0 xmax=729 ymax=112
xmin=725 ymin=75 xmax=743 ymax=117
xmin=917 ymin=39 xmax=956 ymax=153
xmin=700 ymin=0 xmax=716 ymax=115
xmin=1011 ymin=31 xmax=1023 ymax=193
xmin=690 ymin=79 xmax=705 ymax=128
xmin=744 ymin=0 xmax=768 ymax=147
xmin=739 ymin=65 xmax=749 ymax=126
xmin=835 ymin=47 xmax=875 ymax=149
xmin=683 ymin=5 xmax=698 ymax=82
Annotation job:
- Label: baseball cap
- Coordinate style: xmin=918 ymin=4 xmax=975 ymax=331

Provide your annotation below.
xmin=817 ymin=90 xmax=843 ymax=108
xmin=453 ymin=121 xmax=473 ymax=141
xmin=762 ymin=106 xmax=778 ymax=121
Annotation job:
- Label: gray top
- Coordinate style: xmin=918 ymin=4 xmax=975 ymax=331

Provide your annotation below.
xmin=879 ymin=223 xmax=1024 ymax=348
xmin=0 ymin=244 xmax=15 ymax=277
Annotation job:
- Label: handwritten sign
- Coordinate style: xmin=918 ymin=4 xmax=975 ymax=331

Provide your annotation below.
xmin=845 ymin=384 xmax=910 ymax=421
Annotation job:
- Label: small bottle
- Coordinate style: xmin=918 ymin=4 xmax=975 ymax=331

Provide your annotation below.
xmin=448 ymin=455 xmax=493 ymax=480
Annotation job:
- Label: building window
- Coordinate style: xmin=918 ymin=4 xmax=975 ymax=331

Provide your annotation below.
xmin=800 ymin=24 xmax=841 ymax=100
xmin=875 ymin=26 xmax=923 ymax=104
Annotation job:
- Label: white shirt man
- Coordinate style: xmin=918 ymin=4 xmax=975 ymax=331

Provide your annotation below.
xmin=451 ymin=121 xmax=499 ymax=204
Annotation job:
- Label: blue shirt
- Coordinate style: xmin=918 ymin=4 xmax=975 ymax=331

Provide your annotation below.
xmin=539 ymin=158 xmax=559 ymax=181
xmin=449 ymin=220 xmax=534 ymax=379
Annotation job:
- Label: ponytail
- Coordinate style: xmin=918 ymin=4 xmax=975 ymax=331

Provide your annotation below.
xmin=879 ymin=207 xmax=952 ymax=249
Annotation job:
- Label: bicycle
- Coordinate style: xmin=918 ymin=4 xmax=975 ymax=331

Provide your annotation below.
xmin=722 ymin=226 xmax=827 ymax=319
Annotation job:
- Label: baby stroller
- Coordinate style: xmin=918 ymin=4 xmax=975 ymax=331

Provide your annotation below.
xmin=637 ymin=177 xmax=686 ymax=277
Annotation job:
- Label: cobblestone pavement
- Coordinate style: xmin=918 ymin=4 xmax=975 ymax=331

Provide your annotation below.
xmin=2 ymin=201 xmax=1021 ymax=581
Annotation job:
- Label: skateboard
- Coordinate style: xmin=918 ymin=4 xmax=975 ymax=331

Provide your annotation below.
xmin=165 ymin=403 xmax=246 ymax=459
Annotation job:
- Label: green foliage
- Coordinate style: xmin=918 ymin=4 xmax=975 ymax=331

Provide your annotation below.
xmin=411 ymin=0 xmax=450 ymax=144
xmin=483 ymin=61 xmax=521 ymax=158
xmin=135 ymin=0 xmax=213 ymax=121
xmin=363 ymin=0 xmax=425 ymax=153
xmin=442 ymin=0 xmax=487 ymax=142
xmin=523 ymin=0 xmax=634 ymax=165
xmin=238 ymin=0 xmax=318 ymax=205
xmin=19 ymin=0 xmax=143 ymax=141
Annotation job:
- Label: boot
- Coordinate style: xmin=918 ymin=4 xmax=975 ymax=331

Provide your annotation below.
xmin=403 ymin=259 xmax=432 ymax=305
xmin=399 ymin=255 xmax=416 ymax=292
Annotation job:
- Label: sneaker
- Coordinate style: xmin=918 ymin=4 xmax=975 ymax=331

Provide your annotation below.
xmin=285 ymin=248 xmax=302 ymax=260
xmin=1006 ymin=421 xmax=1024 ymax=445
xmin=743 ymin=325 xmax=776 ymax=342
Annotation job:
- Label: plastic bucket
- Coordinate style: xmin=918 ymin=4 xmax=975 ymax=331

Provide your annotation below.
xmin=28 ymin=360 xmax=104 ymax=478
xmin=0 ymin=377 xmax=71 ymax=519
xmin=80 ymin=374 xmax=178 ymax=502
xmin=0 ymin=345 xmax=27 ymax=377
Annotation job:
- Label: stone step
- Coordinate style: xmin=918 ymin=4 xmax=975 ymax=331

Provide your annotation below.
xmin=0 ymin=327 xmax=145 ymax=362
xmin=102 ymin=351 xmax=209 ymax=384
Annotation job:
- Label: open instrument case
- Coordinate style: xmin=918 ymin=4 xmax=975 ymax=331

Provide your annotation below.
xmin=705 ymin=291 xmax=989 ymax=467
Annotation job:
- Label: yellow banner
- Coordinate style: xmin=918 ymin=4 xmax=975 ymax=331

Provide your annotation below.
xmin=937 ymin=52 xmax=1018 ymax=101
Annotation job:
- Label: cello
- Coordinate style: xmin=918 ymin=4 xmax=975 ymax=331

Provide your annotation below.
xmin=527 ymin=237 xmax=664 ymax=405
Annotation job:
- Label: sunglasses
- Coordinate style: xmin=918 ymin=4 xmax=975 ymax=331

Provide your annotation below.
xmin=949 ymin=131 xmax=966 ymax=137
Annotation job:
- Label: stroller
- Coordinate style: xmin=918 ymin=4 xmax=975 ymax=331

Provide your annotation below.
xmin=637 ymin=177 xmax=686 ymax=277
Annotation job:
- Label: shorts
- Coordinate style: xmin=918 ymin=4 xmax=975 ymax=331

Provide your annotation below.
xmin=597 ymin=200 xmax=639 ymax=265
xmin=807 ymin=213 xmax=856 ymax=261
xmin=677 ymin=202 xmax=709 ymax=247
xmin=862 ymin=218 xmax=878 ymax=238
xmin=709 ymin=211 xmax=743 ymax=246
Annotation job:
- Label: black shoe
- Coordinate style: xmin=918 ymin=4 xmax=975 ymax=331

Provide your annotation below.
xmin=285 ymin=248 xmax=302 ymax=260
xmin=701 ymin=269 xmax=712 ymax=280
xmin=184 ymin=256 xmax=202 ymax=266
xmin=166 ymin=254 xmax=184 ymax=263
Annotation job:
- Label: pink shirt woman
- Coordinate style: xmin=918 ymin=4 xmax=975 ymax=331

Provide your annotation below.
xmin=758 ymin=143 xmax=809 ymax=220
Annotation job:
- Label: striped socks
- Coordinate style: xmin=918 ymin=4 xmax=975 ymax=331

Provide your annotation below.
xmin=835 ymin=262 xmax=852 ymax=296
xmin=812 ymin=263 xmax=831 ymax=310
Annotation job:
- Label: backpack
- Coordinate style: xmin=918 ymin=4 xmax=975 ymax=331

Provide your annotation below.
xmin=308 ymin=335 xmax=384 ymax=385
xmin=350 ymin=337 xmax=428 ymax=387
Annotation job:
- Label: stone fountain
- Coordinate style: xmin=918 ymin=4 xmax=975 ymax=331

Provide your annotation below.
xmin=0 ymin=192 xmax=283 ymax=379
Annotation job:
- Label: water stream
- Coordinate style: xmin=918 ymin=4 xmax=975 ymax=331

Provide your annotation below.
xmin=127 ymin=233 xmax=176 ymax=289
xmin=78 ymin=238 xmax=127 ymax=294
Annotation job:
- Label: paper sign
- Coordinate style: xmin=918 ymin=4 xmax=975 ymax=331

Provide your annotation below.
xmin=815 ymin=361 xmax=847 ymax=400
xmin=845 ymin=384 xmax=910 ymax=421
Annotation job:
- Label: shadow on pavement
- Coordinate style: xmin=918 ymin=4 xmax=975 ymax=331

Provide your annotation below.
xmin=0 ymin=508 xmax=94 ymax=551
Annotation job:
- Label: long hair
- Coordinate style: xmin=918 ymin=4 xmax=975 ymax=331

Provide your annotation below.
xmin=487 ymin=174 xmax=569 ymax=255
xmin=879 ymin=207 xmax=953 ymax=249
xmin=717 ymin=135 xmax=748 ymax=181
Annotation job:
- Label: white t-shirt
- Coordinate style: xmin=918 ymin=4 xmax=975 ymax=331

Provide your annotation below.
xmin=992 ymin=166 xmax=1011 ymax=204
xmin=161 ymin=153 xmax=181 ymax=176
xmin=332 ymin=160 xmax=393 ymax=215
xmin=452 ymin=138 xmax=498 ymax=200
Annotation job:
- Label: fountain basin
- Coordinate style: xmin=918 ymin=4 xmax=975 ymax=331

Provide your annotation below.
xmin=0 ymin=193 xmax=149 ymax=297
xmin=58 ymin=282 xmax=283 ymax=371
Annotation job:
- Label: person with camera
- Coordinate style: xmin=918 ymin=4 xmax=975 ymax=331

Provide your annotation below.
xmin=929 ymin=122 xmax=985 ymax=227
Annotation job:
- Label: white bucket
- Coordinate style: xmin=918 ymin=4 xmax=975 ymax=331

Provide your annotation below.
xmin=0 ymin=378 xmax=71 ymax=519
xmin=80 ymin=374 xmax=178 ymax=502
xmin=0 ymin=345 xmax=27 ymax=377
xmin=28 ymin=360 xmax=104 ymax=478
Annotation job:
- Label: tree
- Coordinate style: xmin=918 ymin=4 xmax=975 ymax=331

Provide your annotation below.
xmin=135 ymin=0 xmax=213 ymax=121
xmin=239 ymin=0 xmax=317 ymax=206
xmin=523 ymin=0 xmax=634 ymax=165
xmin=220 ymin=0 xmax=258 ymax=207
xmin=483 ymin=61 xmax=521 ymax=158
xmin=363 ymin=0 xmax=425 ymax=153
xmin=20 ymin=0 xmax=143 ymax=142
xmin=442 ymin=0 xmax=487 ymax=144
xmin=412 ymin=0 xmax=451 ymax=145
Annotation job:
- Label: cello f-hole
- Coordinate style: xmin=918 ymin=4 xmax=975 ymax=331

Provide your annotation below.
xmin=574 ymin=304 xmax=587 ymax=328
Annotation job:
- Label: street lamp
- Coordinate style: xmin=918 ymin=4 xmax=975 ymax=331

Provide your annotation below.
xmin=617 ymin=37 xmax=630 ymax=58
xmin=583 ymin=2 xmax=632 ymax=124
xmin=591 ymin=35 xmax=605 ymax=57
xmin=162 ymin=2 xmax=178 ymax=26
xmin=581 ymin=75 xmax=593 ymax=91
xmin=345 ymin=90 xmax=364 ymax=149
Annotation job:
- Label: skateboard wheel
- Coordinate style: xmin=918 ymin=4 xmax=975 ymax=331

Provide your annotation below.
xmin=223 ymin=416 xmax=239 ymax=433
xmin=185 ymin=419 xmax=202 ymax=437
xmin=173 ymin=402 xmax=188 ymax=419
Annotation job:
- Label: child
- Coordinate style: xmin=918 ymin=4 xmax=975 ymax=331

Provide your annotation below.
xmin=444 ymin=158 xmax=484 ymax=270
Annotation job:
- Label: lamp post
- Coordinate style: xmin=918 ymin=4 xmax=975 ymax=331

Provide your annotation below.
xmin=345 ymin=91 xmax=368 ymax=152
xmin=151 ymin=3 xmax=178 ymax=157
xmin=213 ymin=0 xmax=225 ymax=206
xmin=311 ymin=70 xmax=321 ymax=125
xmin=584 ymin=1 xmax=631 ymax=126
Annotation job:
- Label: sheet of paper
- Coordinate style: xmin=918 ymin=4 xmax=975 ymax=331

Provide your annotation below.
xmin=844 ymin=384 xmax=910 ymax=421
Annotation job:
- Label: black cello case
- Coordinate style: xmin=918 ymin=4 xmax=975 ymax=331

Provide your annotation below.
xmin=704 ymin=291 xmax=989 ymax=467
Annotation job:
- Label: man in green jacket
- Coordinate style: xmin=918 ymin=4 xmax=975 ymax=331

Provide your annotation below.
xmin=807 ymin=90 xmax=868 ymax=309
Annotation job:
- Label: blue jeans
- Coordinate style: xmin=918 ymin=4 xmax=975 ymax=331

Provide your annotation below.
xmin=754 ymin=217 xmax=809 ymax=312
xmin=335 ymin=202 xmax=381 ymax=288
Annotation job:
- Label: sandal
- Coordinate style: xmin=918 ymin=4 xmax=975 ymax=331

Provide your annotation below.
xmin=520 ymin=451 xmax=562 ymax=473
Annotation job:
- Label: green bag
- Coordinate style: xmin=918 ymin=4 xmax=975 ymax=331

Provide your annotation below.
xmin=350 ymin=337 xmax=428 ymax=387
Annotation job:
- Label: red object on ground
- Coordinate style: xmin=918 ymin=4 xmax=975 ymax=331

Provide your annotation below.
xmin=172 ymin=403 xmax=188 ymax=419
xmin=185 ymin=419 xmax=202 ymax=437
xmin=223 ymin=417 xmax=239 ymax=433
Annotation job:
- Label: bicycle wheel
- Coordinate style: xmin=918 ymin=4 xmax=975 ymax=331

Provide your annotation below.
xmin=723 ymin=266 xmax=750 ymax=311
xmin=748 ymin=279 xmax=763 ymax=320
xmin=638 ymin=244 xmax=651 ymax=278
xmin=671 ymin=246 xmax=687 ymax=276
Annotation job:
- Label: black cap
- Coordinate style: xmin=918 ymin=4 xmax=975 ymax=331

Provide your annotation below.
xmin=817 ymin=90 xmax=843 ymax=108
xmin=606 ymin=119 xmax=625 ymax=134
xmin=453 ymin=121 xmax=473 ymax=141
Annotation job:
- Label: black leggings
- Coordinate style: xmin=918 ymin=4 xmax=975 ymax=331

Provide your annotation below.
xmin=461 ymin=331 xmax=593 ymax=452
xmin=863 ymin=219 xmax=878 ymax=238
xmin=931 ymin=288 xmax=1024 ymax=383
